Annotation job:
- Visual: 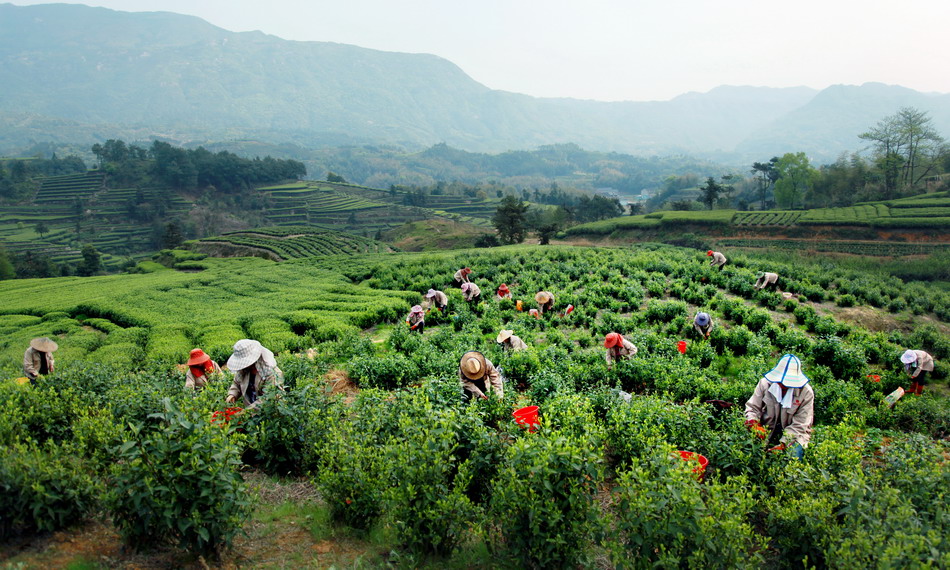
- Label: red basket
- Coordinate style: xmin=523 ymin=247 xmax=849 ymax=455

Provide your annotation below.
xmin=677 ymin=340 xmax=687 ymax=354
xmin=676 ymin=450 xmax=709 ymax=481
xmin=211 ymin=407 xmax=243 ymax=425
xmin=513 ymin=405 xmax=540 ymax=433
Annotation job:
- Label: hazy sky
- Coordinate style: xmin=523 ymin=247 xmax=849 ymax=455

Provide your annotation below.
xmin=9 ymin=0 xmax=950 ymax=102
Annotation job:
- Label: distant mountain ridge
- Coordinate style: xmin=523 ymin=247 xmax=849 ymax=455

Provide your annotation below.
xmin=2 ymin=3 xmax=950 ymax=163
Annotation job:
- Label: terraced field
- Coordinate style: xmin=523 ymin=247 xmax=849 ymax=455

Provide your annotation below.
xmin=192 ymin=226 xmax=393 ymax=260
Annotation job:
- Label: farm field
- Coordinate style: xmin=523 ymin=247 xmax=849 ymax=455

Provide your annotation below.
xmin=1 ymin=244 xmax=948 ymax=568
xmin=190 ymin=226 xmax=395 ymax=260
xmin=565 ymin=191 xmax=950 ymax=254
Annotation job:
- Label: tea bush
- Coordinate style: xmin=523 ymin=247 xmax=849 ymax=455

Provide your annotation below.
xmin=0 ymin=441 xmax=100 ymax=538
xmin=489 ymin=433 xmax=603 ymax=568
xmin=107 ymin=399 xmax=252 ymax=556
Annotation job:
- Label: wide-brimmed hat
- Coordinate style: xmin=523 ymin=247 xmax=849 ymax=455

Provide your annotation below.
xmin=694 ymin=312 xmax=710 ymax=326
xmin=462 ymin=267 xmax=472 ymax=275
xmin=410 ymin=304 xmax=424 ymax=314
xmin=763 ymin=354 xmax=810 ymax=388
xmin=426 ymin=288 xmax=438 ymax=298
xmin=29 ymin=337 xmax=58 ymax=352
xmin=498 ymin=283 xmax=510 ymax=293
xmin=900 ymin=350 xmax=918 ymax=364
xmin=604 ymin=332 xmax=622 ymax=348
xmin=187 ymin=348 xmax=212 ymax=366
xmin=496 ymin=329 xmax=513 ymax=343
xmin=535 ymin=291 xmax=551 ymax=303
xmin=706 ymin=250 xmax=714 ymax=256
xmin=460 ymin=351 xmax=487 ymax=380
xmin=227 ymin=339 xmax=276 ymax=370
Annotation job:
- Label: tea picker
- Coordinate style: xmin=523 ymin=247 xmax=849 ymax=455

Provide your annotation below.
xmin=184 ymin=348 xmax=224 ymax=390
xmin=693 ymin=312 xmax=713 ymax=339
xmin=535 ymin=291 xmax=555 ymax=314
xmin=459 ymin=351 xmax=503 ymax=401
xmin=225 ymin=339 xmax=285 ymax=409
xmin=406 ymin=305 xmax=425 ymax=333
xmin=604 ymin=332 xmax=638 ymax=368
xmin=453 ymin=267 xmax=473 ymax=287
xmin=495 ymin=283 xmax=512 ymax=300
xmin=425 ymin=288 xmax=448 ymax=314
xmin=744 ymin=354 xmax=814 ymax=459
xmin=900 ymin=349 xmax=934 ymax=396
xmin=496 ymin=329 xmax=528 ymax=351
xmin=461 ymin=281 xmax=481 ymax=302
xmin=706 ymin=250 xmax=727 ymax=269
xmin=23 ymin=337 xmax=57 ymax=385
xmin=753 ymin=272 xmax=779 ymax=290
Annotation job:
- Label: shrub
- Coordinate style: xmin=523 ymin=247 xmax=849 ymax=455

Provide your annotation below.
xmin=489 ymin=433 xmax=603 ymax=568
xmin=349 ymin=353 xmax=419 ymax=390
xmin=0 ymin=441 xmax=100 ymax=538
xmin=107 ymin=399 xmax=252 ymax=556
xmin=609 ymin=446 xmax=766 ymax=568
xmin=810 ymin=336 xmax=867 ymax=380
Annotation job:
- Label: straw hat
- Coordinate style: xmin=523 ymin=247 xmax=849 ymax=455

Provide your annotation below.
xmin=426 ymin=288 xmax=438 ymax=298
xmin=706 ymin=250 xmax=714 ymax=256
xmin=29 ymin=337 xmax=58 ymax=352
xmin=496 ymin=329 xmax=513 ymax=343
xmin=604 ymin=332 xmax=622 ymax=348
xmin=227 ymin=339 xmax=276 ymax=370
xmin=694 ymin=312 xmax=710 ymax=326
xmin=762 ymin=354 xmax=810 ymax=388
xmin=900 ymin=350 xmax=918 ymax=365
xmin=535 ymin=291 xmax=551 ymax=304
xmin=460 ymin=351 xmax=487 ymax=380
xmin=187 ymin=348 xmax=212 ymax=366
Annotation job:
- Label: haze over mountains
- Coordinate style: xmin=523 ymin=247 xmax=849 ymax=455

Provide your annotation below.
xmin=2 ymin=2 xmax=950 ymax=164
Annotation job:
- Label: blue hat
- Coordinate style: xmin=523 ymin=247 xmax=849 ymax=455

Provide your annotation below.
xmin=763 ymin=354 xmax=809 ymax=388
xmin=694 ymin=312 xmax=710 ymax=326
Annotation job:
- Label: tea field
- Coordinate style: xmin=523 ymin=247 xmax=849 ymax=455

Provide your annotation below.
xmin=1 ymin=244 xmax=949 ymax=568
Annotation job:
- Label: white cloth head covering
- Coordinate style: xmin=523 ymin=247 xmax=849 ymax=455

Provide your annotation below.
xmin=763 ymin=354 xmax=809 ymax=388
xmin=461 ymin=282 xmax=473 ymax=293
xmin=426 ymin=288 xmax=438 ymax=298
xmin=900 ymin=350 xmax=918 ymax=364
xmin=227 ymin=339 xmax=276 ymax=370
xmin=410 ymin=305 xmax=424 ymax=314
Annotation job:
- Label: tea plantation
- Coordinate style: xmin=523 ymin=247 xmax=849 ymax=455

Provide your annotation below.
xmin=1 ymin=244 xmax=948 ymax=567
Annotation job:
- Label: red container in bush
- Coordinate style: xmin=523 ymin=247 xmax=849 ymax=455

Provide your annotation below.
xmin=677 ymin=340 xmax=687 ymax=354
xmin=677 ymin=450 xmax=709 ymax=481
xmin=211 ymin=407 xmax=243 ymax=426
xmin=513 ymin=405 xmax=540 ymax=433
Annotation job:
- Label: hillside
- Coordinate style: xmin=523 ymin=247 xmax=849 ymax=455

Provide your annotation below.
xmin=3 ymin=4 xmax=950 ymax=162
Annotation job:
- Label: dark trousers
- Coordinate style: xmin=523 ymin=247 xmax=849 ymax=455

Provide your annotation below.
xmin=463 ymin=378 xmax=488 ymax=402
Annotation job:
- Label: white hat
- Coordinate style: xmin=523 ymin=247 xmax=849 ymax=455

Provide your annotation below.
xmin=426 ymin=289 xmax=438 ymax=298
xmin=762 ymin=354 xmax=810 ymax=388
xmin=900 ymin=350 xmax=918 ymax=365
xmin=461 ymin=282 xmax=473 ymax=293
xmin=227 ymin=339 xmax=276 ymax=370
xmin=496 ymin=330 xmax=513 ymax=343
xmin=410 ymin=304 xmax=424 ymax=314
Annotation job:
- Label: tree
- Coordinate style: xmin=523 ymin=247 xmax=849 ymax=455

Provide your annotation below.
xmin=492 ymin=195 xmax=529 ymax=245
xmin=76 ymin=244 xmax=102 ymax=276
xmin=35 ymin=222 xmax=49 ymax=239
xmin=161 ymin=221 xmax=184 ymax=249
xmin=860 ymin=107 xmax=944 ymax=196
xmin=327 ymin=171 xmax=347 ymax=183
xmin=773 ymin=153 xmax=817 ymax=209
xmin=697 ymin=177 xmax=723 ymax=210
xmin=0 ymin=246 xmax=14 ymax=280
xmin=627 ymin=202 xmax=644 ymax=215
xmin=751 ymin=159 xmax=780 ymax=208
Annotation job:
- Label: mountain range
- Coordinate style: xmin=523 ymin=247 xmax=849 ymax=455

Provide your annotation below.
xmin=2 ymin=2 xmax=950 ymax=165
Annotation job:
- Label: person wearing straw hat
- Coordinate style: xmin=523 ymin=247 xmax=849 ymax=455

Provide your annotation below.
xmin=495 ymin=283 xmax=512 ymax=301
xmin=693 ymin=312 xmax=714 ymax=339
xmin=707 ymin=250 xmax=727 ymax=269
xmin=604 ymin=332 xmax=637 ymax=368
xmin=535 ymin=291 xmax=554 ymax=314
xmin=461 ymin=281 xmax=481 ymax=302
xmin=425 ymin=288 xmax=448 ymax=314
xmin=753 ymin=272 xmax=779 ymax=290
xmin=744 ymin=354 xmax=814 ymax=458
xmin=406 ymin=305 xmax=426 ymax=333
xmin=225 ymin=339 xmax=284 ymax=409
xmin=453 ymin=267 xmax=473 ymax=288
xmin=184 ymin=348 xmax=224 ymax=390
xmin=496 ymin=329 xmax=528 ymax=351
xmin=23 ymin=337 xmax=57 ymax=384
xmin=900 ymin=349 xmax=934 ymax=396
xmin=459 ymin=350 xmax=503 ymax=401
